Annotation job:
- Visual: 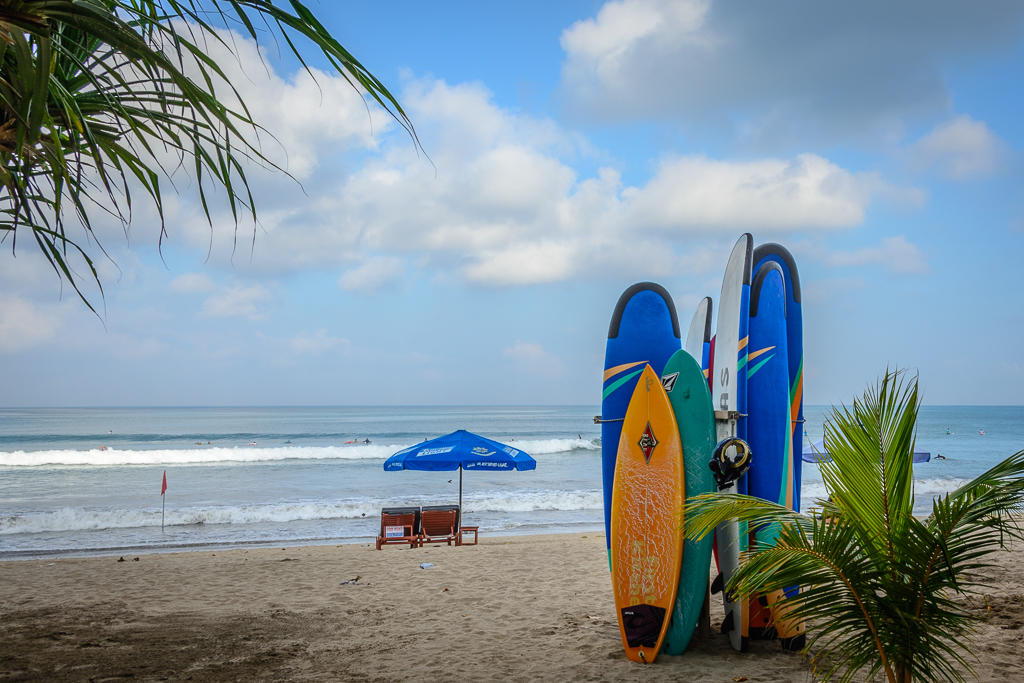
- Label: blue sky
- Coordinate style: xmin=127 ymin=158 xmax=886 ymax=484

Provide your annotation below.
xmin=2 ymin=0 xmax=1023 ymax=407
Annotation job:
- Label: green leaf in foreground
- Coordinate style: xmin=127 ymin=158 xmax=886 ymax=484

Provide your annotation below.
xmin=686 ymin=368 xmax=1024 ymax=683
xmin=0 ymin=0 xmax=420 ymax=312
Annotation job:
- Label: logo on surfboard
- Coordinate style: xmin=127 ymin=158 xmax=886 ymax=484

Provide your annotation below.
xmin=638 ymin=422 xmax=658 ymax=464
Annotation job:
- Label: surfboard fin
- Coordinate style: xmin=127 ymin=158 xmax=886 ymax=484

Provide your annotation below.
xmin=711 ymin=572 xmax=724 ymax=595
xmin=720 ymin=611 xmax=734 ymax=634
xmin=780 ymin=634 xmax=807 ymax=651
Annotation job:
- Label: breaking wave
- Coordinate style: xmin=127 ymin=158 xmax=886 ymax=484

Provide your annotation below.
xmin=800 ymin=477 xmax=970 ymax=513
xmin=0 ymin=488 xmax=602 ymax=535
xmin=0 ymin=438 xmax=600 ymax=467
xmin=0 ymin=445 xmax=406 ymax=467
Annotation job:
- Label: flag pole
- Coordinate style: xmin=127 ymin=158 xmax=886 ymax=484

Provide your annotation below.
xmin=160 ymin=470 xmax=167 ymax=532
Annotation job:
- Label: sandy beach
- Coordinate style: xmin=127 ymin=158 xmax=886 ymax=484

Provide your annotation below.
xmin=1 ymin=533 xmax=1022 ymax=682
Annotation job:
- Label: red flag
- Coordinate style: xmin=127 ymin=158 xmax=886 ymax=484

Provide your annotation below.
xmin=161 ymin=470 xmax=167 ymax=496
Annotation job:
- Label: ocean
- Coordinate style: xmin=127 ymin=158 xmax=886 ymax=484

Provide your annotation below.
xmin=0 ymin=405 xmax=1020 ymax=560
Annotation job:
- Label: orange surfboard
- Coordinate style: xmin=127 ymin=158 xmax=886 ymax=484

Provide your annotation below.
xmin=611 ymin=364 xmax=685 ymax=663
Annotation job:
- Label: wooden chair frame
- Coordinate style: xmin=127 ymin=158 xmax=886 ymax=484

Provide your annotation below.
xmin=419 ymin=508 xmax=459 ymax=547
xmin=376 ymin=509 xmax=420 ymax=549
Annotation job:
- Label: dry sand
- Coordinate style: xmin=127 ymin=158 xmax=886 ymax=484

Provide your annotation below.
xmin=1 ymin=533 xmax=1022 ymax=682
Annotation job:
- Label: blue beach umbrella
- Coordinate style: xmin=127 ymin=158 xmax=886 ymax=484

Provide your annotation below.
xmin=383 ymin=430 xmax=536 ymax=511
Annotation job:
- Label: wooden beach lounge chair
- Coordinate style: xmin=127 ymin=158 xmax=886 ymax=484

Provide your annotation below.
xmin=376 ymin=506 xmax=420 ymax=550
xmin=419 ymin=506 xmax=459 ymax=547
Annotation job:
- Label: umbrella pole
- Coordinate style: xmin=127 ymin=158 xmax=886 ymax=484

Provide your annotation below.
xmin=459 ymin=464 xmax=463 ymax=514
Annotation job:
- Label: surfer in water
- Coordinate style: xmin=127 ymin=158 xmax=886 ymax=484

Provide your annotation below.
xmin=979 ymin=429 xmax=986 ymax=435
xmin=363 ymin=438 xmax=371 ymax=444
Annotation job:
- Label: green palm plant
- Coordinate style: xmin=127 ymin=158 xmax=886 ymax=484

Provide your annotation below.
xmin=0 ymin=0 xmax=418 ymax=312
xmin=686 ymin=369 xmax=1024 ymax=683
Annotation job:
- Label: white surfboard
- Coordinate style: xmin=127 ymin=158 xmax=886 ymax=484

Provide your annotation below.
xmin=685 ymin=297 xmax=712 ymax=364
xmin=714 ymin=234 xmax=753 ymax=652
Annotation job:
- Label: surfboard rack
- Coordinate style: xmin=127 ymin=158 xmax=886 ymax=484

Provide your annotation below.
xmin=593 ymin=416 xmax=625 ymax=424
xmin=714 ymin=411 xmax=747 ymax=420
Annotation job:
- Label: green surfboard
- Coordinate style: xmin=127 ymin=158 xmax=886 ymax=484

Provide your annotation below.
xmin=660 ymin=348 xmax=717 ymax=655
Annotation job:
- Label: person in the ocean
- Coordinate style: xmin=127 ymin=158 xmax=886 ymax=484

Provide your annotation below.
xmin=936 ymin=454 xmax=947 ymax=460
xmin=364 ymin=438 xmax=371 ymax=444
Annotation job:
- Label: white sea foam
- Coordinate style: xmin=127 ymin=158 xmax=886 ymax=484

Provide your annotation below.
xmin=0 ymin=488 xmax=602 ymax=535
xmin=0 ymin=444 xmax=408 ymax=467
xmin=0 ymin=438 xmax=599 ymax=467
xmin=464 ymin=489 xmax=602 ymax=513
xmin=506 ymin=438 xmax=600 ymax=455
xmin=800 ymin=477 xmax=970 ymax=512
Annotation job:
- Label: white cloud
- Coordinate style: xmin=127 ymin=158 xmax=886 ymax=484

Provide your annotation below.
xmin=625 ymin=153 xmax=876 ymax=230
xmin=169 ymin=272 xmax=215 ymax=293
xmin=827 ymin=235 xmax=928 ymax=275
xmin=87 ymin=30 xmax=903 ymax=290
xmin=558 ymin=0 xmax=1024 ymax=142
xmin=907 ymin=115 xmax=1006 ymax=180
xmin=235 ymin=78 xmax=893 ymax=287
xmin=201 ymin=284 xmax=271 ymax=319
xmin=289 ymin=330 xmax=350 ymax=354
xmin=501 ymin=340 xmax=568 ymax=376
xmin=0 ymin=296 xmax=60 ymax=352
xmin=338 ymin=256 xmax=406 ymax=294
xmin=172 ymin=21 xmax=388 ymax=180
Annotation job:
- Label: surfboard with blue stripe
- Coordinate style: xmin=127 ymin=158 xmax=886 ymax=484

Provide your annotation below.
xmin=601 ymin=284 xmax=681 ymax=565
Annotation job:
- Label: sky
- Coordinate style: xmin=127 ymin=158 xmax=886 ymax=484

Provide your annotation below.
xmin=2 ymin=0 xmax=1023 ymax=407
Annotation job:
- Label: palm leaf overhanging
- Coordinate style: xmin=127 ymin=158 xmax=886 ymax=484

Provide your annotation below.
xmin=0 ymin=0 xmax=419 ymax=312
xmin=685 ymin=369 xmax=1024 ymax=683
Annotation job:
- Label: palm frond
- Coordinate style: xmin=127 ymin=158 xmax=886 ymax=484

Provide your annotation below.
xmin=1 ymin=0 xmax=419 ymax=310
xmin=685 ymin=369 xmax=1024 ymax=683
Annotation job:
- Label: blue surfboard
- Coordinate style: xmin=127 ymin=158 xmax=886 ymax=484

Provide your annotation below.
xmin=746 ymin=262 xmax=791 ymax=640
xmin=601 ymin=283 xmax=681 ymax=565
xmin=752 ymin=244 xmax=803 ymax=513
xmin=750 ymin=246 xmax=807 ymax=651
xmin=747 ymin=262 xmax=790 ymax=519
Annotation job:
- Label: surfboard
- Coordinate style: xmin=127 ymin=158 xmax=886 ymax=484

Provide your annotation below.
xmin=611 ymin=364 xmax=685 ymax=663
xmin=713 ymin=233 xmax=752 ymax=652
xmin=660 ymin=349 xmax=717 ymax=655
xmin=602 ymin=284 xmax=682 ymax=566
xmin=745 ymin=261 xmax=798 ymax=643
xmin=752 ymin=244 xmax=803 ymax=514
xmin=684 ymin=297 xmax=713 ymax=385
xmin=751 ymin=244 xmax=806 ymax=651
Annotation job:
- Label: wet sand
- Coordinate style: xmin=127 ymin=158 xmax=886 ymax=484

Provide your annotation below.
xmin=1 ymin=533 xmax=1022 ymax=682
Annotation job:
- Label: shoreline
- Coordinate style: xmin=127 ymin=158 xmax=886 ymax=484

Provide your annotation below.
xmin=0 ymin=523 xmax=607 ymax=563
xmin=2 ymin=533 xmax=1022 ymax=682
